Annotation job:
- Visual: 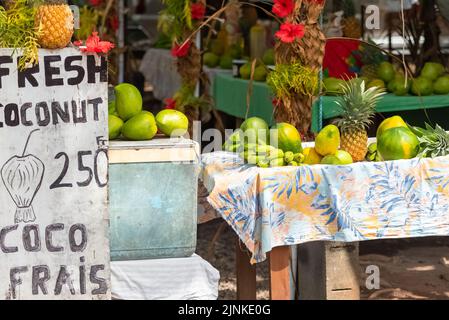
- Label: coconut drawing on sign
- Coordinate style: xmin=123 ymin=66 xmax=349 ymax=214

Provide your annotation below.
xmin=1 ymin=129 xmax=45 ymax=223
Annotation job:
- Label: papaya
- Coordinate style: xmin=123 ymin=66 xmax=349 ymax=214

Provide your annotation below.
xmin=377 ymin=127 xmax=419 ymax=161
xmin=376 ymin=116 xmax=408 ymax=140
xmin=269 ymin=123 xmax=303 ymax=154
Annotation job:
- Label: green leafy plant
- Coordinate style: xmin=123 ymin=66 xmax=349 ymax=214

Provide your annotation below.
xmin=267 ymin=63 xmax=319 ymax=98
xmin=74 ymin=6 xmax=100 ymax=40
xmin=158 ymin=0 xmax=193 ymax=42
xmin=0 ymin=0 xmax=41 ymax=69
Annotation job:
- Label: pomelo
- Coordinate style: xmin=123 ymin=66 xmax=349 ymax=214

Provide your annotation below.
xmin=433 ymin=76 xmax=449 ymax=95
xmin=377 ymin=62 xmax=395 ymax=83
xmin=241 ymin=117 xmax=269 ymax=144
xmin=269 ymin=123 xmax=303 ymax=154
xmin=122 ymin=111 xmax=158 ymax=141
xmin=388 ymin=77 xmax=410 ymax=95
xmin=323 ymin=77 xmax=345 ymax=95
xmin=262 ymin=48 xmax=275 ymax=65
xmin=377 ymin=127 xmax=419 ymax=161
xmin=394 ymin=79 xmax=411 ymax=96
xmin=334 ymin=150 xmax=353 ymax=164
xmin=228 ymin=44 xmax=243 ymax=59
xmin=303 ymin=147 xmax=322 ymax=165
xmin=420 ymin=62 xmax=445 ymax=81
xmin=314 ymin=124 xmax=340 ymax=156
xmin=240 ymin=63 xmax=252 ymax=79
xmin=155 ymin=109 xmax=189 ymax=137
xmin=109 ymin=114 xmax=124 ymax=140
xmin=253 ymin=65 xmax=268 ymax=82
xmin=376 ymin=115 xmax=408 ymax=139
xmin=203 ymin=52 xmax=220 ymax=68
xmin=115 ymin=83 xmax=143 ymax=121
xmin=321 ymin=155 xmax=342 ymax=165
xmin=219 ymin=55 xmax=233 ymax=69
xmin=411 ymin=77 xmax=433 ymax=96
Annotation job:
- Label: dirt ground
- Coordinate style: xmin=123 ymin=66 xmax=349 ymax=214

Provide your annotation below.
xmin=196 ymin=219 xmax=449 ymax=300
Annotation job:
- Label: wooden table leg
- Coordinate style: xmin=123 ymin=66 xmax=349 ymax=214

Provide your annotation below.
xmin=269 ymin=246 xmax=291 ymax=300
xmin=297 ymin=241 xmax=360 ymax=300
xmin=236 ymin=239 xmax=257 ymax=300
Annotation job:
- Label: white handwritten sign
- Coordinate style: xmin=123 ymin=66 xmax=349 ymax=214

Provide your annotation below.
xmin=0 ymin=48 xmax=110 ymax=299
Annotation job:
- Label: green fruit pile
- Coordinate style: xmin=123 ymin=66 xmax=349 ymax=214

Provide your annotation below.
xmin=326 ymin=62 xmax=449 ymax=97
xmin=223 ymin=117 xmax=305 ymax=168
xmin=379 ymin=62 xmax=448 ymax=96
xmin=108 ymin=83 xmax=188 ymax=141
xmin=238 ymin=60 xmax=269 ymax=82
xmin=203 ymin=43 xmax=245 ymax=71
xmin=223 ymin=118 xmax=356 ymax=168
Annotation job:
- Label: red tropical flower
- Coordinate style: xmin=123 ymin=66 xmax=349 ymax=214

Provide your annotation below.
xmin=272 ymin=0 xmax=294 ymax=18
xmin=171 ymin=41 xmax=191 ymax=58
xmin=190 ymin=2 xmax=206 ymax=20
xmin=75 ymin=32 xmax=115 ymax=54
xmin=164 ymin=98 xmax=176 ymax=110
xmin=275 ymin=23 xmax=305 ymax=43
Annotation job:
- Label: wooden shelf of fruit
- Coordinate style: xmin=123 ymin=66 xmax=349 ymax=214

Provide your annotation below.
xmin=224 ymin=79 xmax=449 ymax=168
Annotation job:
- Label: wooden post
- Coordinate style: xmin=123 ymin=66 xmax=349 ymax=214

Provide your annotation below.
xmin=236 ymin=239 xmax=257 ymax=300
xmin=297 ymin=241 xmax=360 ymax=300
xmin=269 ymin=246 xmax=292 ymax=300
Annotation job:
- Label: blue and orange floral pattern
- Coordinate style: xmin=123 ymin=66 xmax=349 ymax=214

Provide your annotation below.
xmin=200 ymin=152 xmax=449 ymax=264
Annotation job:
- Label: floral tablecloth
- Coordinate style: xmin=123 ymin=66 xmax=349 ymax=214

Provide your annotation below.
xmin=200 ymin=152 xmax=449 ymax=264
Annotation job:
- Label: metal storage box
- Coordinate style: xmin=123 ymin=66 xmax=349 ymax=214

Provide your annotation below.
xmin=108 ymin=138 xmax=199 ymax=261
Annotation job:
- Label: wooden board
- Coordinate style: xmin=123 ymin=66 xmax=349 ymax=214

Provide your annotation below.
xmin=269 ymin=246 xmax=291 ymax=300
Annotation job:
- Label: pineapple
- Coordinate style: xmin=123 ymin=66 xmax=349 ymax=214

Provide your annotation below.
xmin=35 ymin=0 xmax=74 ymax=49
xmin=336 ymin=79 xmax=386 ymax=162
xmin=342 ymin=0 xmax=361 ymax=39
xmin=414 ymin=123 xmax=449 ymax=158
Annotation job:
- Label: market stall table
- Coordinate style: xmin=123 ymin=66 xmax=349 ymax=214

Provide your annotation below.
xmin=200 ymin=151 xmax=449 ymax=300
xmin=212 ymin=73 xmax=449 ymax=132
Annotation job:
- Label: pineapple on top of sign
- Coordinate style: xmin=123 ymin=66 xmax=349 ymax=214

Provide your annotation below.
xmin=35 ymin=0 xmax=74 ymax=49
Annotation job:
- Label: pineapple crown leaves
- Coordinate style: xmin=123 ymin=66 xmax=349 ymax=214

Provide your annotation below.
xmin=416 ymin=123 xmax=449 ymax=158
xmin=335 ymin=79 xmax=386 ymax=132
